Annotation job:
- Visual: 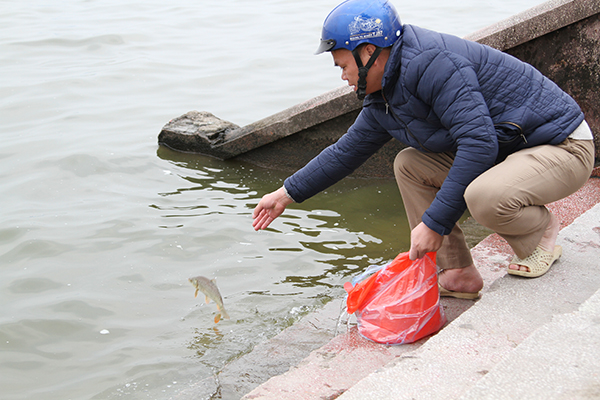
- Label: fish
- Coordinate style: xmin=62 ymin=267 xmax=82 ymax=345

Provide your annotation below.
xmin=188 ymin=275 xmax=230 ymax=323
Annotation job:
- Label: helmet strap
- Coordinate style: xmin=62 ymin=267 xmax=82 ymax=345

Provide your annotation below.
xmin=352 ymin=46 xmax=382 ymax=100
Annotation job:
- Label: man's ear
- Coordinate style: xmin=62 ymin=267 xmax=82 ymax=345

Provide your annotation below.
xmin=357 ymin=44 xmax=377 ymax=65
xmin=364 ymin=44 xmax=377 ymax=57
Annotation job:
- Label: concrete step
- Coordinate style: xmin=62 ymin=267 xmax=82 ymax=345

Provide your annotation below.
xmin=238 ymin=299 xmax=478 ymax=400
xmin=337 ymin=203 xmax=600 ymax=400
xmin=460 ymin=286 xmax=600 ymax=400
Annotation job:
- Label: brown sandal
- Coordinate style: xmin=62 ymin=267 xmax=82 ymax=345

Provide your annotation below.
xmin=438 ymin=283 xmax=480 ymax=299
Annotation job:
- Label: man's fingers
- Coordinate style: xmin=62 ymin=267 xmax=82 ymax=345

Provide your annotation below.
xmin=252 ymin=187 xmax=292 ymax=231
xmin=252 ymin=208 xmax=263 ymax=224
xmin=258 ymin=218 xmax=273 ymax=230
xmin=252 ymin=211 xmax=272 ymax=231
xmin=409 ymin=247 xmax=418 ymax=261
xmin=409 ymin=243 xmax=424 ymax=261
xmin=252 ymin=214 xmax=265 ymax=230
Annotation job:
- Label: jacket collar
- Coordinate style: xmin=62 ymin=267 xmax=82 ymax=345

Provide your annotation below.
xmin=381 ymin=31 xmax=404 ymax=89
xmin=363 ymin=28 xmax=405 ymax=106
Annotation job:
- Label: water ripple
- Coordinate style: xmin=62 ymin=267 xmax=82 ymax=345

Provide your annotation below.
xmin=12 ymin=34 xmax=125 ymax=49
xmin=8 ymin=278 xmax=63 ymax=294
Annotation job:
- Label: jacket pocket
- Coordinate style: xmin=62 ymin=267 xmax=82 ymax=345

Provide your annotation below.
xmin=494 ymin=121 xmax=527 ymax=144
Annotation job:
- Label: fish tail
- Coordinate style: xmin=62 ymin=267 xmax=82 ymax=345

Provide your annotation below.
xmin=219 ymin=307 xmax=230 ymax=320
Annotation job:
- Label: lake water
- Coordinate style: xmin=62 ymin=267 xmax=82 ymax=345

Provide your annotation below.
xmin=1 ymin=0 xmax=544 ymax=398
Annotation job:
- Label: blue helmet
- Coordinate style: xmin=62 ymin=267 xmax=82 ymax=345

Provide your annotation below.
xmin=316 ymin=0 xmax=402 ymax=54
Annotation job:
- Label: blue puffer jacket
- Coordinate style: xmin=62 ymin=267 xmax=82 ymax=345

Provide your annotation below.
xmin=284 ymin=25 xmax=584 ymax=236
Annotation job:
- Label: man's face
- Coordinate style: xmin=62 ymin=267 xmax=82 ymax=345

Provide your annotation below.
xmin=332 ymin=49 xmax=360 ymax=92
xmin=332 ymin=46 xmax=383 ymax=95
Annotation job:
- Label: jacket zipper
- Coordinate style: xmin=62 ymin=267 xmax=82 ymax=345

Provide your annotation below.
xmin=382 ymin=92 xmax=432 ymax=152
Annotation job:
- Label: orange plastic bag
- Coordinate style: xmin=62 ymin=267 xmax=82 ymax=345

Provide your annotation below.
xmin=343 ymin=252 xmax=446 ymax=345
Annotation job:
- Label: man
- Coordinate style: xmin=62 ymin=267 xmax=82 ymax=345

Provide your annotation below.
xmin=252 ymin=0 xmax=594 ymax=299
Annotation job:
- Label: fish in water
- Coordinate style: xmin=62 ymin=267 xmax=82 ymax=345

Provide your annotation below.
xmin=188 ymin=276 xmax=230 ymax=323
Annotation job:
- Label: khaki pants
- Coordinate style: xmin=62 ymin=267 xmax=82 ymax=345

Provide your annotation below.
xmin=394 ymin=137 xmax=595 ymax=269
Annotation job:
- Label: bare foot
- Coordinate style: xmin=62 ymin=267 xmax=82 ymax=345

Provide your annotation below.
xmin=438 ymin=264 xmax=483 ymax=294
xmin=509 ymin=212 xmax=560 ymax=272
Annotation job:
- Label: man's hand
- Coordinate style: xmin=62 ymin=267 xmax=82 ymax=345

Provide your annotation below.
xmin=409 ymin=222 xmax=443 ymax=260
xmin=252 ymin=187 xmax=294 ymax=231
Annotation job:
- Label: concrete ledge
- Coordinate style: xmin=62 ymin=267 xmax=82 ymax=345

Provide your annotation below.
xmin=214 ymin=86 xmax=361 ymax=159
xmin=158 ymin=86 xmax=360 ymax=160
xmin=464 ymin=0 xmax=600 ymax=50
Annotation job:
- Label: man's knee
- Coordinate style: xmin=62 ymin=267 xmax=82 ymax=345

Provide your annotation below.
xmin=464 ymin=178 xmax=513 ymax=228
xmin=394 ymin=147 xmax=419 ymax=172
xmin=394 ymin=148 xmax=418 ymax=184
